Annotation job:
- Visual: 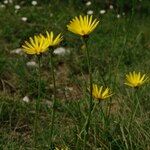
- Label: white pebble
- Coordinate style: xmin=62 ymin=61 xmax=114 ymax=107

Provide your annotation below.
xmin=26 ymin=61 xmax=38 ymax=67
xmin=100 ymin=10 xmax=106 ymax=14
xmin=3 ymin=0 xmax=8 ymax=4
xmin=117 ymin=14 xmax=121 ymax=18
xmin=86 ymin=1 xmax=91 ymax=6
xmin=87 ymin=10 xmax=93 ymax=15
xmin=10 ymin=48 xmax=23 ymax=55
xmin=0 ymin=4 xmax=6 ymax=8
xmin=53 ymin=47 xmax=68 ymax=56
xmin=31 ymin=0 xmax=37 ymax=6
xmin=21 ymin=17 xmax=28 ymax=22
xmin=109 ymin=5 xmax=113 ymax=9
xmin=23 ymin=96 xmax=29 ymax=103
xmin=14 ymin=5 xmax=20 ymax=10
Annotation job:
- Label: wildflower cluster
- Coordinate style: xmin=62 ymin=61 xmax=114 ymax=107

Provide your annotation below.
xmin=22 ymin=31 xmax=63 ymax=55
xmin=21 ymin=14 xmax=149 ymax=108
xmin=21 ymin=14 xmax=148 ymax=149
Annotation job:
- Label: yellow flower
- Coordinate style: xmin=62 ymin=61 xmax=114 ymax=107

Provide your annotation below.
xmin=124 ymin=71 xmax=148 ymax=88
xmin=67 ymin=15 xmax=99 ymax=37
xmin=92 ymin=84 xmax=113 ymax=101
xmin=22 ymin=34 xmax=49 ymax=55
xmin=46 ymin=31 xmax=63 ymax=47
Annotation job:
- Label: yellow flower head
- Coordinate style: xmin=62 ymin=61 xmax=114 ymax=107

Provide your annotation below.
xmin=67 ymin=15 xmax=99 ymax=37
xmin=46 ymin=31 xmax=63 ymax=47
xmin=22 ymin=34 xmax=49 ymax=55
xmin=92 ymin=84 xmax=113 ymax=101
xmin=124 ymin=71 xmax=148 ymax=88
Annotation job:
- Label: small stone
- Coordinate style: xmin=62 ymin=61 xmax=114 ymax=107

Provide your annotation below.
xmin=14 ymin=5 xmax=20 ymax=10
xmin=117 ymin=14 xmax=121 ymax=18
xmin=100 ymin=10 xmax=106 ymax=14
xmin=109 ymin=5 xmax=114 ymax=9
xmin=21 ymin=17 xmax=28 ymax=22
xmin=86 ymin=1 xmax=91 ymax=6
xmin=3 ymin=0 xmax=8 ymax=4
xmin=53 ymin=47 xmax=69 ymax=56
xmin=0 ymin=4 xmax=6 ymax=8
xmin=87 ymin=10 xmax=93 ymax=15
xmin=26 ymin=61 xmax=38 ymax=67
xmin=10 ymin=48 xmax=23 ymax=55
xmin=31 ymin=0 xmax=37 ymax=6
xmin=23 ymin=96 xmax=29 ymax=103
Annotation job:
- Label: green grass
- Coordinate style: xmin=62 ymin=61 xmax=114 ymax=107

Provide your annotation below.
xmin=0 ymin=1 xmax=150 ymax=149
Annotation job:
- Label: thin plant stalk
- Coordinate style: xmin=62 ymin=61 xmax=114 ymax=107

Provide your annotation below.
xmin=131 ymin=0 xmax=135 ymax=17
xmin=115 ymin=9 xmax=134 ymax=82
xmin=129 ymin=89 xmax=140 ymax=129
xmin=34 ymin=55 xmax=41 ymax=147
xmin=82 ymin=37 xmax=93 ymax=150
xmin=99 ymin=103 xmax=106 ymax=127
xmin=106 ymin=97 xmax=113 ymax=119
xmin=49 ymin=50 xmax=57 ymax=149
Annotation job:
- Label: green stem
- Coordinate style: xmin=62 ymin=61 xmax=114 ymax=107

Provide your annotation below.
xmin=129 ymin=89 xmax=139 ymax=129
xmin=34 ymin=55 xmax=41 ymax=147
xmin=49 ymin=50 xmax=56 ymax=149
xmin=100 ymin=104 xmax=106 ymax=125
xmin=82 ymin=37 xmax=93 ymax=150
xmin=131 ymin=0 xmax=135 ymax=17
xmin=107 ymin=97 xmax=112 ymax=119
xmin=115 ymin=9 xmax=134 ymax=81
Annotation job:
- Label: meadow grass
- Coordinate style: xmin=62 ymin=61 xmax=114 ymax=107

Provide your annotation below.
xmin=0 ymin=0 xmax=150 ymax=150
